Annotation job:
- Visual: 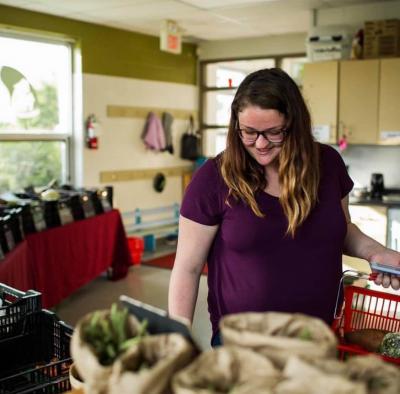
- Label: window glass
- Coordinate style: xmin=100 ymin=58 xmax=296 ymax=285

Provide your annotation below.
xmin=280 ymin=56 xmax=308 ymax=87
xmin=204 ymin=58 xmax=275 ymax=88
xmin=0 ymin=32 xmax=74 ymax=190
xmin=0 ymin=35 xmax=72 ymax=133
xmin=0 ymin=140 xmax=67 ymax=192
xmin=203 ymin=128 xmax=228 ymax=157
xmin=203 ymin=90 xmax=236 ymax=126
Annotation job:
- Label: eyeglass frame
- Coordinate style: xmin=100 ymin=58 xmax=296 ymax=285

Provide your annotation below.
xmin=236 ymin=121 xmax=287 ymax=144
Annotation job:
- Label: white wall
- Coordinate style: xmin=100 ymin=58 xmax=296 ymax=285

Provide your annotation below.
xmin=317 ymin=1 xmax=400 ymax=29
xmin=341 ymin=145 xmax=400 ymax=189
xmin=198 ymin=32 xmax=306 ymax=60
xmin=82 ymin=73 xmax=197 ymax=212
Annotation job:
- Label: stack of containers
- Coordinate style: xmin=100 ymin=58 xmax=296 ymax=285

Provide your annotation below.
xmin=0 ymin=282 xmax=73 ymax=393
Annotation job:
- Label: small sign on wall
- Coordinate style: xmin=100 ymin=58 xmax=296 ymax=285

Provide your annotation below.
xmin=312 ymin=124 xmax=330 ymax=142
xmin=160 ymin=20 xmax=182 ymax=55
xmin=380 ymin=131 xmax=400 ymax=141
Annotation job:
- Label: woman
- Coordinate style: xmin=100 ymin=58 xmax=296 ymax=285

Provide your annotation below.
xmin=168 ymin=68 xmax=400 ymax=346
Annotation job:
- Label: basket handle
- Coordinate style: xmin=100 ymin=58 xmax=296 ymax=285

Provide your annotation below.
xmin=333 ymin=270 xmax=377 ymax=320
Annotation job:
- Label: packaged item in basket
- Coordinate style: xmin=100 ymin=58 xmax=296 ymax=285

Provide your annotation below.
xmin=220 ymin=312 xmax=338 ymax=368
xmin=172 ymin=346 xmax=279 ymax=394
xmin=344 ymin=329 xmax=389 ymax=352
xmin=109 ymin=333 xmax=195 ymax=394
xmin=71 ymin=305 xmax=145 ymax=394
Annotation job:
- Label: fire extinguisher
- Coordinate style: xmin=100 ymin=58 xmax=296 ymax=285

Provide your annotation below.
xmin=86 ymin=114 xmax=98 ymax=149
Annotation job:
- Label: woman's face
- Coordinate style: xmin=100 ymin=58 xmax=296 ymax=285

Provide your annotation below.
xmin=237 ymin=105 xmax=286 ymax=168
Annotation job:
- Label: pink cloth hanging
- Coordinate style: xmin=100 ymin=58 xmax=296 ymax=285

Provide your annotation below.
xmin=141 ymin=112 xmax=166 ymax=152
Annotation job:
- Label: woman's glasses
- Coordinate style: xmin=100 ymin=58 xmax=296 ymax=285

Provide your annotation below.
xmin=237 ymin=123 xmax=287 ymax=145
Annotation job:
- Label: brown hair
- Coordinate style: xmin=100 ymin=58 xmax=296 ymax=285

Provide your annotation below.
xmin=220 ymin=68 xmax=320 ymax=237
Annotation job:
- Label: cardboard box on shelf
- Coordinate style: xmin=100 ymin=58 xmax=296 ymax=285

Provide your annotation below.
xmin=364 ymin=19 xmax=400 ymax=58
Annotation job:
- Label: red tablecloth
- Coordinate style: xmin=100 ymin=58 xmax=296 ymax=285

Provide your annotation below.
xmin=0 ymin=209 xmax=131 ymax=308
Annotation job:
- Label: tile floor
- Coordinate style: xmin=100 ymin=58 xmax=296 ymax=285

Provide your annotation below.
xmin=55 ymin=265 xmax=212 ymax=350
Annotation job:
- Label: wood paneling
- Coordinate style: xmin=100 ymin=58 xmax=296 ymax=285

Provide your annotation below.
xmin=107 ymin=105 xmax=197 ymax=120
xmin=100 ymin=166 xmax=193 ymax=183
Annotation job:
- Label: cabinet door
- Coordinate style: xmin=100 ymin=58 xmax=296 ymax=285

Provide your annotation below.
xmin=379 ymin=58 xmax=400 ymax=145
xmin=339 ymin=60 xmax=379 ymax=144
xmin=302 ymin=61 xmax=338 ymax=144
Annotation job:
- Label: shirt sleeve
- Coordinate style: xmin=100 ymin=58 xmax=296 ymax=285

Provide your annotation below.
xmin=324 ymin=144 xmax=354 ymax=198
xmin=180 ymin=159 xmax=224 ymax=226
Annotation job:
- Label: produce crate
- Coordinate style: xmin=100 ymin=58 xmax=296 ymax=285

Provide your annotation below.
xmin=0 ymin=283 xmax=41 ymax=339
xmin=364 ymin=19 xmax=400 ymax=58
xmin=0 ymin=310 xmax=73 ymax=393
xmin=333 ymin=284 xmax=400 ymax=365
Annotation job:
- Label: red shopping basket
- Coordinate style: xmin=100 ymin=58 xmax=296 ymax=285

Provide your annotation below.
xmin=333 ymin=272 xmax=400 ymax=365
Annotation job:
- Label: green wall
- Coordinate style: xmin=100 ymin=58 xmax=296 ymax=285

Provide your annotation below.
xmin=0 ymin=5 xmax=197 ymax=85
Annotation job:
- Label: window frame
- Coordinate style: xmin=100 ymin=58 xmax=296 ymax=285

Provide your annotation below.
xmin=0 ymin=27 xmax=78 ymax=188
xmin=199 ymin=53 xmax=306 ymax=131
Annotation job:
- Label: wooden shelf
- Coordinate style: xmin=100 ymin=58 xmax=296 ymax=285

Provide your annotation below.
xmin=107 ymin=105 xmax=197 ymax=120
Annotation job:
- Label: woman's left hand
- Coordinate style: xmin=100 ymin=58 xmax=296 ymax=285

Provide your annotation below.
xmin=369 ymin=248 xmax=400 ymax=290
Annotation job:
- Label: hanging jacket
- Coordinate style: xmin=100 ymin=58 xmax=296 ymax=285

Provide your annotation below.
xmin=161 ymin=111 xmax=174 ymax=154
xmin=141 ymin=112 xmax=166 ymax=152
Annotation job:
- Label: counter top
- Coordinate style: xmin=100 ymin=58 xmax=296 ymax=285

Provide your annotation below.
xmin=349 ymin=198 xmax=400 ymax=208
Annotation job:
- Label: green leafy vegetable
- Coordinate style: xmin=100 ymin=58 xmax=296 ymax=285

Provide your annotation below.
xmin=298 ymin=327 xmax=313 ymax=341
xmin=379 ymin=332 xmax=400 ymax=358
xmin=82 ymin=303 xmax=148 ymax=365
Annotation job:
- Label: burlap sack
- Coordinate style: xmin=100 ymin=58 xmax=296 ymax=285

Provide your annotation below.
xmin=70 ymin=310 xmax=142 ymax=394
xmin=220 ymin=312 xmax=338 ymax=368
xmin=172 ymin=345 xmax=279 ymax=394
xmin=283 ymin=353 xmax=400 ymax=394
xmin=274 ymin=374 xmax=367 ymax=394
xmin=345 ymin=355 xmax=400 ymax=394
xmin=108 ymin=333 xmax=195 ymax=394
xmin=275 ymin=356 xmax=367 ymax=394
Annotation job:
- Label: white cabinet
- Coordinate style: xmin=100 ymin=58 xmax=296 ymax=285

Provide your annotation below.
xmin=343 ymin=205 xmax=388 ymax=272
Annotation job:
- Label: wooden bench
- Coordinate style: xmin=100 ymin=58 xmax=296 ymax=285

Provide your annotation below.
xmin=122 ymin=204 xmax=179 ymax=253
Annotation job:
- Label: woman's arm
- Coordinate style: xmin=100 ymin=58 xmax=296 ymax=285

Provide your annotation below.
xmin=168 ymin=215 xmax=219 ymax=324
xmin=342 ymin=195 xmax=400 ymax=290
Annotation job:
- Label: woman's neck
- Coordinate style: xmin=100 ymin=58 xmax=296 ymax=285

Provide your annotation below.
xmin=264 ymin=165 xmax=281 ymax=197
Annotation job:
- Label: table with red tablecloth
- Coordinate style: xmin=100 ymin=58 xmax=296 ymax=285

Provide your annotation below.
xmin=0 ymin=209 xmax=131 ymax=308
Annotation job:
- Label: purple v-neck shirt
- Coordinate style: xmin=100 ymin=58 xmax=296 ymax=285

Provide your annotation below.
xmin=181 ymin=144 xmax=354 ymax=336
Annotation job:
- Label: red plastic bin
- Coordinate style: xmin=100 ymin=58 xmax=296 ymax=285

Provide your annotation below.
xmin=127 ymin=236 xmax=144 ymax=265
xmin=333 ymin=284 xmax=400 ymax=365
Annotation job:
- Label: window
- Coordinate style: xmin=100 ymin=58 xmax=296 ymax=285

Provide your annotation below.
xmin=0 ymin=32 xmax=74 ymax=193
xmin=280 ymin=56 xmax=308 ymax=87
xmin=200 ymin=55 xmax=307 ymax=157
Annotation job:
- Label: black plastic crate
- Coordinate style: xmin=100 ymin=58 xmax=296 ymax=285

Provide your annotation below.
xmin=0 ymin=310 xmax=73 ymax=394
xmin=0 ymin=284 xmax=41 ymax=340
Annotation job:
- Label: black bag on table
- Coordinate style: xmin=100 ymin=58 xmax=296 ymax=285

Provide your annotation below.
xmin=180 ymin=116 xmax=200 ymax=161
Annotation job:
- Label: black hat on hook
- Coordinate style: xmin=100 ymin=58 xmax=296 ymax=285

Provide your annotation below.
xmin=153 ymin=172 xmax=166 ymax=193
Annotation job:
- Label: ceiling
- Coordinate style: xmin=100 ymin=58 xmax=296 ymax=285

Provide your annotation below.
xmin=0 ymin=0 xmax=391 ymax=41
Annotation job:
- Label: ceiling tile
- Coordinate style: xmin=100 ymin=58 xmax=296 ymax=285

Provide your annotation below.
xmin=179 ymin=0 xmax=277 ymax=9
xmin=0 ymin=0 xmax=395 ymax=42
